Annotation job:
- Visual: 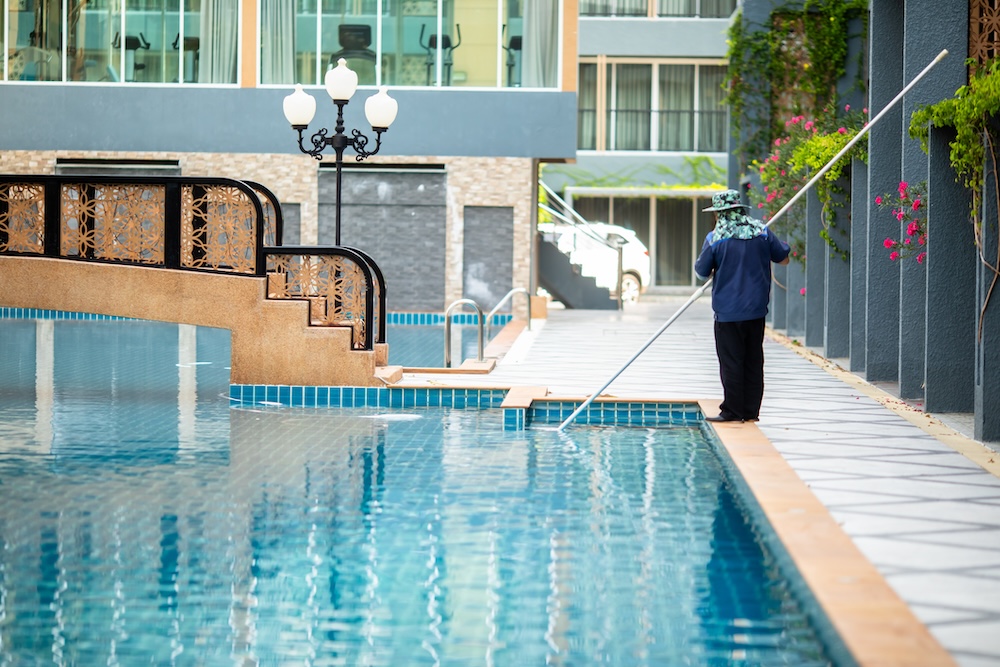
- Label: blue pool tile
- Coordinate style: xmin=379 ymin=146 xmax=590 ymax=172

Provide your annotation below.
xmin=304 ymin=386 xmax=316 ymax=407
xmin=278 ymin=386 xmax=291 ymax=406
xmin=291 ymin=386 xmax=304 ymax=406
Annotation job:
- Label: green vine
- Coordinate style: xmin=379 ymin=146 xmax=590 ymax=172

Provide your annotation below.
xmin=725 ymin=0 xmax=868 ymax=167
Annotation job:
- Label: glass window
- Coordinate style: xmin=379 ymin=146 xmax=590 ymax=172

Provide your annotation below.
xmin=658 ymin=63 xmax=693 ymax=151
xmin=4 ymin=0 xmax=235 ymax=82
xmin=609 ymin=63 xmax=651 ymax=150
xmin=572 ymin=196 xmax=610 ymax=223
xmin=655 ymin=197 xmax=693 ymax=286
xmin=657 ymin=0 xmax=693 ymax=17
xmin=578 ymin=62 xmax=597 ymax=149
xmin=698 ymin=0 xmax=735 ymax=19
xmin=612 ymin=196 xmax=649 ymax=247
xmin=580 ymin=0 xmax=644 ymax=17
xmin=698 ymin=64 xmax=726 ymax=151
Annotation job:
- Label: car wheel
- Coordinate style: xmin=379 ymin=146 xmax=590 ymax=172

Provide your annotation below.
xmin=619 ymin=273 xmax=641 ymax=304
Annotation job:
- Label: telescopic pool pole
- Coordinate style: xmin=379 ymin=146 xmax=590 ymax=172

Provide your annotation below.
xmin=556 ymin=48 xmax=949 ymax=431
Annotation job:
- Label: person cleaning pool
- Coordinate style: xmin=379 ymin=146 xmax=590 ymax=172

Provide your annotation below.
xmin=695 ymin=189 xmax=790 ymax=423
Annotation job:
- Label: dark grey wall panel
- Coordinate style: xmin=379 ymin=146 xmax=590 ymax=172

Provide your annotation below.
xmin=0 ymin=85 xmax=577 ymax=159
xmin=319 ymin=169 xmax=447 ymax=311
xmin=463 ymin=206 xmax=514 ymax=310
xmin=578 ymin=18 xmax=730 ymax=58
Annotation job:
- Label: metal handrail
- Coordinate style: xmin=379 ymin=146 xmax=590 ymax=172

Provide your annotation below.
xmin=485 ymin=287 xmax=531 ymax=341
xmin=443 ymin=298 xmax=484 ymax=368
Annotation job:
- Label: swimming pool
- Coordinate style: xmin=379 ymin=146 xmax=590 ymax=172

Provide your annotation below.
xmin=386 ymin=313 xmax=511 ymax=368
xmin=0 ymin=316 xmax=840 ymax=665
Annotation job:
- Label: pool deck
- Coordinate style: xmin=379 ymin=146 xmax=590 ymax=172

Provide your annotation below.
xmin=399 ymin=294 xmax=1000 ymax=667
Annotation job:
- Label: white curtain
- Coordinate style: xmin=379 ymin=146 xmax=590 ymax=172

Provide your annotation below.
xmin=578 ymin=63 xmax=598 ymax=149
xmin=614 ymin=64 xmax=651 ymax=150
xmin=198 ymin=0 xmax=238 ymax=83
xmin=521 ymin=0 xmax=558 ymax=88
xmin=260 ymin=0 xmax=296 ymax=84
xmin=698 ymin=65 xmax=727 ymax=152
xmin=658 ymin=64 xmax=694 ymax=151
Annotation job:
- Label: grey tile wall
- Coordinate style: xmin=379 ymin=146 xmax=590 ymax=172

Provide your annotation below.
xmin=463 ymin=206 xmax=514 ymax=311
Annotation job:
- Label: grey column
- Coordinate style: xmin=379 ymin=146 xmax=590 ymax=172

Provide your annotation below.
xmin=850 ymin=158 xmax=868 ymax=371
xmin=805 ymin=189 xmax=825 ymax=347
xmin=925 ymin=125 xmax=975 ymax=413
xmin=824 ymin=178 xmax=851 ymax=359
xmin=866 ymin=0 xmax=904 ymax=382
xmin=976 ymin=119 xmax=1000 ymax=442
xmin=771 ymin=262 xmax=787 ymax=330
xmin=899 ymin=0 xmax=965 ymax=398
xmin=786 ymin=258 xmax=805 ymax=338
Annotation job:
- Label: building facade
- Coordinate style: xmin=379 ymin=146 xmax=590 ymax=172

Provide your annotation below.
xmin=540 ymin=0 xmax=736 ymax=290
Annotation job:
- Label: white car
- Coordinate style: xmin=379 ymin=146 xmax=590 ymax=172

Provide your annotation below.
xmin=554 ymin=222 xmax=651 ymax=303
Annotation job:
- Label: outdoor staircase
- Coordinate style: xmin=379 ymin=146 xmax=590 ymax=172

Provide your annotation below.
xmin=537 ymin=233 xmax=617 ymax=310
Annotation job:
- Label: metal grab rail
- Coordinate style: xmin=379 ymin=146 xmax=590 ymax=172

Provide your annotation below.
xmin=485 ymin=287 xmax=531 ymax=341
xmin=443 ymin=298 xmax=484 ymax=368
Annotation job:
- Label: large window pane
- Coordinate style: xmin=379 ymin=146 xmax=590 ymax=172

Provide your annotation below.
xmin=611 ymin=63 xmax=651 ymax=150
xmin=698 ymin=64 xmax=727 ymax=151
xmin=656 ymin=0 xmax=694 ymax=17
xmin=196 ymin=0 xmax=237 ymax=82
xmin=8 ymin=0 xmax=62 ymax=80
xmin=451 ymin=0 xmax=499 ymax=87
xmin=612 ymin=197 xmax=649 ymax=248
xmin=502 ymin=0 xmax=521 ymax=86
xmin=572 ymin=196 xmax=610 ymax=223
xmin=658 ymin=63 xmax=693 ymax=151
xmin=521 ymin=0 xmax=556 ymax=87
xmin=580 ymin=0 xmax=645 ymax=17
xmin=578 ymin=62 xmax=597 ymax=149
xmin=260 ymin=0 xmax=295 ymax=84
xmin=699 ymin=0 xmax=735 ymax=18
xmin=655 ymin=197 xmax=693 ymax=285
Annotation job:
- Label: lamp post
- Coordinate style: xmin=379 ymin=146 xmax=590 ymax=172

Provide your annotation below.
xmin=282 ymin=58 xmax=399 ymax=246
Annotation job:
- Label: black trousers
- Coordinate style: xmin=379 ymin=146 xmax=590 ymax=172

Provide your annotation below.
xmin=714 ymin=317 xmax=765 ymax=420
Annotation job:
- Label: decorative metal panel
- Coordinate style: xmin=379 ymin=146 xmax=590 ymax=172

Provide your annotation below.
xmin=0 ymin=183 xmax=45 ymax=254
xmin=268 ymin=253 xmax=369 ymax=348
xmin=181 ymin=185 xmax=258 ymax=274
xmin=970 ymin=0 xmax=1000 ymax=66
xmin=60 ymin=183 xmax=165 ymax=263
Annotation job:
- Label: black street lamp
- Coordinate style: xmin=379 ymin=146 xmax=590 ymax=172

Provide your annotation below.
xmin=282 ymin=58 xmax=399 ymax=246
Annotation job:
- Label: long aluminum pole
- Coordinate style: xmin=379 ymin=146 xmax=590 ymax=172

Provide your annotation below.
xmin=557 ymin=49 xmax=949 ymax=431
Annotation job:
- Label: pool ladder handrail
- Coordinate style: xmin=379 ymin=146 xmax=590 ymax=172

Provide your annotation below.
xmin=485 ymin=287 xmax=532 ymax=341
xmin=444 ymin=298 xmax=485 ymax=368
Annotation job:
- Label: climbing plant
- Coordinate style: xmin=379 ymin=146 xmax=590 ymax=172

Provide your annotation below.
xmin=725 ymin=0 xmax=868 ymax=168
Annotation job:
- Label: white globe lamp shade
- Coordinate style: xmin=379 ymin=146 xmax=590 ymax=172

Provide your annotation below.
xmin=365 ymin=87 xmax=398 ymax=129
xmin=283 ymin=84 xmax=316 ymax=127
xmin=325 ymin=58 xmax=358 ymax=102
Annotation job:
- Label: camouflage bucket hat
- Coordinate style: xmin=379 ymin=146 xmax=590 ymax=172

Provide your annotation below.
xmin=702 ymin=189 xmax=748 ymax=212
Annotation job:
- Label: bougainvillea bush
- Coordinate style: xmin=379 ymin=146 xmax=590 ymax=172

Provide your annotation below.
xmin=875 ymin=180 xmax=927 ymax=264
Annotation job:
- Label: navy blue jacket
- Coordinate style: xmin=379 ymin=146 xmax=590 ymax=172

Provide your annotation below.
xmin=694 ymin=229 xmax=791 ymax=322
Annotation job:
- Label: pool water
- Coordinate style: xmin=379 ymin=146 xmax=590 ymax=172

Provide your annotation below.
xmin=0 ymin=318 xmax=838 ymax=666
xmin=387 ymin=324 xmax=482 ymax=368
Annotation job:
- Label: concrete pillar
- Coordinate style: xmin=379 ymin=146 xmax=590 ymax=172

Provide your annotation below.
xmin=850 ymin=158 xmax=868 ymax=371
xmin=976 ymin=119 xmax=1000 ymax=442
xmin=805 ymin=188 xmax=825 ymax=347
xmin=786 ymin=257 xmax=805 ymax=338
xmin=899 ymin=0 xmax=966 ymax=399
xmin=865 ymin=0 xmax=904 ymax=382
xmin=925 ymin=125 xmax=975 ymax=413
xmin=824 ymin=179 xmax=851 ymax=359
xmin=771 ymin=262 xmax=787 ymax=330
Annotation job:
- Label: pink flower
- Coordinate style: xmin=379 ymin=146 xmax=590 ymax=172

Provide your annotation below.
xmin=838 ymin=127 xmax=847 ymax=134
xmin=800 ymin=288 xmax=807 ymax=296
xmin=890 ymin=251 xmax=900 ymax=261
xmin=883 ymin=237 xmax=894 ymax=249
xmin=804 ymin=120 xmax=814 ymax=131
xmin=863 ymin=107 xmax=868 ymax=114
xmin=917 ymin=252 xmax=927 ymax=264
xmin=918 ymin=234 xmax=927 ymax=246
xmin=775 ymin=139 xmax=781 ymax=146
xmin=898 ymin=181 xmax=909 ymax=194
xmin=875 ymin=195 xmax=883 ymax=205
xmin=896 ymin=210 xmax=905 ymax=221
xmin=758 ymin=203 xmax=765 ymax=208
xmin=845 ymin=104 xmax=851 ymax=112
xmin=780 ymin=170 xmax=786 ymax=176
xmin=903 ymin=238 xmax=911 ymax=245
xmin=912 ymin=198 xmax=921 ymax=210
xmin=907 ymin=221 xmax=920 ymax=236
